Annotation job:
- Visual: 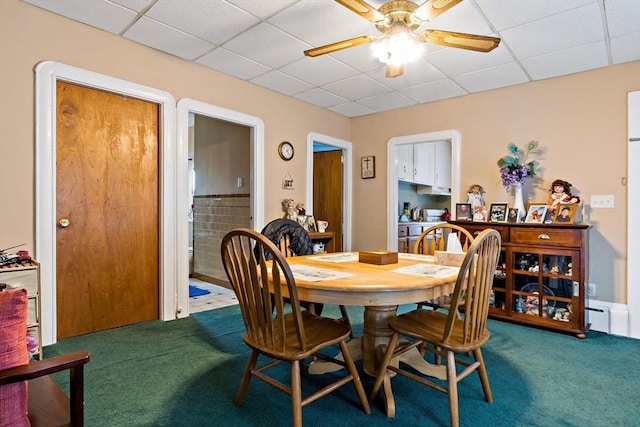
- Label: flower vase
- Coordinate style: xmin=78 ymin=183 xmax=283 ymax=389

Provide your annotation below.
xmin=512 ymin=183 xmax=526 ymax=222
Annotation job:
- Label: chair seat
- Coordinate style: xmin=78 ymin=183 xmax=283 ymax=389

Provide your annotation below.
xmin=389 ymin=309 xmax=490 ymax=353
xmin=243 ymin=312 xmax=351 ymax=361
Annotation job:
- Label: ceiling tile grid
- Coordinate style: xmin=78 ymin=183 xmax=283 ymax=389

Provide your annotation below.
xmin=21 ymin=0 xmax=640 ymax=117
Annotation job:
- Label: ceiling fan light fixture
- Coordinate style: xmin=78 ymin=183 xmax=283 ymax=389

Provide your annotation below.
xmin=371 ymin=31 xmax=424 ymax=67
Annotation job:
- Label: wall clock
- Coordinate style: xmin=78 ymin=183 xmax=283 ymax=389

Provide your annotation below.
xmin=278 ymin=141 xmax=294 ymax=161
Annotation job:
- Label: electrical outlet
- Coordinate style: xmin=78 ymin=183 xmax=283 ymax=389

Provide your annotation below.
xmin=588 ymin=282 xmax=596 ymax=298
xmin=590 ymin=195 xmax=614 ymax=208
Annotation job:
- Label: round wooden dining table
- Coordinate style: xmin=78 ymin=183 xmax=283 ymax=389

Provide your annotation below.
xmin=278 ymin=252 xmax=460 ymax=373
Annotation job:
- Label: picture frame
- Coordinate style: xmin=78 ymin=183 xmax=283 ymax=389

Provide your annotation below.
xmin=306 ymin=215 xmax=317 ymax=232
xmin=506 ymin=207 xmax=520 ymax=223
xmin=524 ymin=204 xmax=547 ymax=224
xmin=455 ymin=203 xmax=472 ymax=221
xmin=554 ymin=203 xmax=576 ymax=224
xmin=489 ymin=203 xmax=508 ymax=222
xmin=361 ymin=155 xmax=375 ymax=179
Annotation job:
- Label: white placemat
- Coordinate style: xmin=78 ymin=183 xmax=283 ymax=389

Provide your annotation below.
xmin=289 ymin=265 xmax=355 ymax=282
xmin=392 ymin=264 xmax=459 ymax=278
xmin=307 ymin=253 xmax=358 ymax=263
xmin=398 ymin=253 xmax=435 ymax=262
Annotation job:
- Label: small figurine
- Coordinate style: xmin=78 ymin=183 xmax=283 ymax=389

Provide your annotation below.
xmin=466 ymin=184 xmax=488 ymax=222
xmin=547 ymin=179 xmax=580 ymax=216
xmin=566 ymin=263 xmax=573 ymax=276
xmin=550 ymin=265 xmax=559 ymax=274
xmin=282 ymin=198 xmax=298 ymax=221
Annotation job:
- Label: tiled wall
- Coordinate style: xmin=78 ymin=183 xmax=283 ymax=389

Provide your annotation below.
xmin=193 ymin=194 xmax=250 ymax=282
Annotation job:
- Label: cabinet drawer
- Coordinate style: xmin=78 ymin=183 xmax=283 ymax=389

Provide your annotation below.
xmin=510 ymin=227 xmax=582 ymax=247
xmin=461 ymin=223 xmax=509 ymax=242
xmin=408 ymin=224 xmax=423 ymax=236
xmin=398 ymin=226 xmax=409 ymax=237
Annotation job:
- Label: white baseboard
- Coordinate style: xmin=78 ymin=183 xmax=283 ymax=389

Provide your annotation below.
xmin=586 ymin=299 xmax=630 ymax=337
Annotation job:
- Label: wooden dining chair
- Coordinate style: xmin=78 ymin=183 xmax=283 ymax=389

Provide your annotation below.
xmin=259 ymin=218 xmax=352 ymax=331
xmin=220 ymin=228 xmax=371 ymax=427
xmin=370 ymin=229 xmax=501 ymax=427
xmin=414 ymin=223 xmax=474 ymax=313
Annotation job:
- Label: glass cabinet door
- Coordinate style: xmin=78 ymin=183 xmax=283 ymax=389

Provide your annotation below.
xmin=511 ymin=249 xmax=578 ymax=326
xmin=490 ymin=250 xmax=507 ymax=314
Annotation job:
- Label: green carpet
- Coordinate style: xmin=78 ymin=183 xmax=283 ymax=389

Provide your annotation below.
xmin=45 ymin=304 xmax=640 ymax=426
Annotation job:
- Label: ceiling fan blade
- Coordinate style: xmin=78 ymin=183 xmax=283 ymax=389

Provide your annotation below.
xmin=335 ymin=0 xmax=385 ymax=23
xmin=385 ymin=63 xmax=404 ymax=78
xmin=304 ymin=35 xmax=376 ymax=57
xmin=420 ymin=30 xmax=500 ymax=52
xmin=413 ymin=0 xmax=463 ymax=21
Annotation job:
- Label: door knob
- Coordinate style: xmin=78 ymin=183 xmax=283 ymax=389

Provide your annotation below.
xmin=57 ymin=218 xmax=70 ymax=228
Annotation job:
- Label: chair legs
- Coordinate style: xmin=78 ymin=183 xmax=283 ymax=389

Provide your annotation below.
xmin=235 ymin=350 xmax=259 ymax=406
xmin=236 ymin=341 xmax=370 ymax=427
xmin=370 ymin=336 xmax=492 ymax=427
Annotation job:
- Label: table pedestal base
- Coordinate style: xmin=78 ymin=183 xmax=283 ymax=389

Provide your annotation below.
xmin=307 ymin=305 xmax=446 ymax=416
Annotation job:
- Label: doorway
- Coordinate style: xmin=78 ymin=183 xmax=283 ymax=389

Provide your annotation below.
xmin=386 ymin=130 xmax=462 ymax=250
xmin=306 ymin=132 xmax=353 ymax=251
xmin=176 ymin=98 xmax=264 ymax=317
xmin=35 ymin=61 xmax=177 ymax=345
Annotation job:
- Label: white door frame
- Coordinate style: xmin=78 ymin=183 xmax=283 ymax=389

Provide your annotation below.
xmin=176 ymin=98 xmax=264 ymax=317
xmin=306 ymin=132 xmax=353 ymax=251
xmin=386 ymin=130 xmax=462 ymax=249
xmin=627 ymin=90 xmax=640 ymax=338
xmin=35 ymin=61 xmax=176 ymax=345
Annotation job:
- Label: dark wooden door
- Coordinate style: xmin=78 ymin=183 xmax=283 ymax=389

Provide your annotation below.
xmin=55 ymin=81 xmax=159 ymax=339
xmin=313 ymin=150 xmax=343 ymax=251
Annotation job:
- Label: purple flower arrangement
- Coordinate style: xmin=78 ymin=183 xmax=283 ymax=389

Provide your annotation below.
xmin=497 ymin=141 xmax=539 ymax=189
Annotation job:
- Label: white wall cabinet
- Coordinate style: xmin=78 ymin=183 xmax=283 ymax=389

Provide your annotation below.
xmin=396 ymin=144 xmax=413 ymax=181
xmin=397 ymin=141 xmax=451 ymax=190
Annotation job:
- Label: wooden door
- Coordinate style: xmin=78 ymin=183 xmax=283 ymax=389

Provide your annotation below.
xmin=313 ymin=150 xmax=343 ymax=251
xmin=55 ymin=82 xmax=159 ymax=339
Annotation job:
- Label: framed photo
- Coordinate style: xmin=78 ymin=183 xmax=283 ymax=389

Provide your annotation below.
xmin=306 ymin=215 xmax=317 ymax=232
xmin=361 ymin=155 xmax=375 ymax=179
xmin=506 ymin=208 xmax=520 ymax=223
xmin=554 ymin=204 xmax=576 ymax=223
xmin=524 ymin=204 xmax=547 ymax=224
xmin=489 ymin=203 xmax=508 ymax=222
xmin=455 ymin=203 xmax=472 ymax=221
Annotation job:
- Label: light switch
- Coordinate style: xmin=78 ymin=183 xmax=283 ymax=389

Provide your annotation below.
xmin=237 ymin=177 xmax=243 ymax=188
xmin=590 ymin=195 xmax=614 ymax=208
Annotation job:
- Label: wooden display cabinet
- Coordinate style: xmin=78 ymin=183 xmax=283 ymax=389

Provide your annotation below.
xmin=0 ymin=261 xmax=43 ymax=358
xmin=450 ymin=221 xmax=590 ymax=338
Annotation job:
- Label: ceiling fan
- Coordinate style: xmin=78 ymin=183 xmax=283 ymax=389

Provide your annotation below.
xmin=304 ymin=0 xmax=500 ymax=78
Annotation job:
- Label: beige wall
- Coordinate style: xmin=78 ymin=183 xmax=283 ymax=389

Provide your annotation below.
xmin=1 ymin=1 xmax=638 ymax=305
xmin=351 ymin=61 xmax=640 ymax=303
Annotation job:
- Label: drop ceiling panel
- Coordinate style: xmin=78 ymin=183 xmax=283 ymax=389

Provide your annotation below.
xmin=223 ymin=22 xmax=310 ymax=69
xmin=145 ymin=0 xmax=259 ymax=45
xmin=23 ymin=0 xmax=137 ymax=33
xmin=399 ymin=79 xmax=467 ymax=104
xmin=196 ymin=47 xmax=271 ymax=80
xmin=322 ymin=75 xmax=391 ymax=101
xmin=279 ymin=56 xmax=359 ymax=87
xmin=294 ymin=88 xmax=348 ymax=108
xmin=501 ymin=3 xmax=605 ymax=60
xmin=250 ymin=70 xmax=313 ymax=96
xmin=124 ymin=17 xmax=214 ymax=61
xmin=454 ymin=62 xmax=529 ymax=93
xmin=522 ymin=41 xmax=609 ymax=80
